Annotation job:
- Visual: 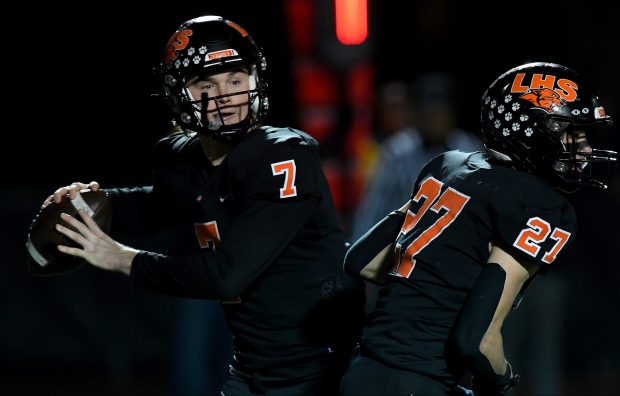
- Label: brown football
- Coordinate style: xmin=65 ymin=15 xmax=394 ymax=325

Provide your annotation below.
xmin=25 ymin=189 xmax=112 ymax=276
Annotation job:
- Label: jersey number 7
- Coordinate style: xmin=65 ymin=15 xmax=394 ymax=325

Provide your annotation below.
xmin=390 ymin=177 xmax=470 ymax=278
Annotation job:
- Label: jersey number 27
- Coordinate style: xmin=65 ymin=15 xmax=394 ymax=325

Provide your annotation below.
xmin=390 ymin=177 xmax=470 ymax=278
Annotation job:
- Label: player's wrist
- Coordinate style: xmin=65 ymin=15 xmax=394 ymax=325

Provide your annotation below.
xmin=117 ymin=245 xmax=140 ymax=275
xmin=472 ymin=361 xmax=520 ymax=396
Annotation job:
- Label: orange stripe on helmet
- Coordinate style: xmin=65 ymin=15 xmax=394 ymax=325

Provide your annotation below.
xmin=225 ymin=20 xmax=248 ymax=37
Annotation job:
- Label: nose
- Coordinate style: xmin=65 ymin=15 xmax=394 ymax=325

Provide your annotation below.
xmin=217 ymin=95 xmax=231 ymax=105
xmin=215 ymin=85 xmax=232 ymax=103
xmin=577 ymin=140 xmax=592 ymax=154
xmin=583 ymin=142 xmax=592 ymax=153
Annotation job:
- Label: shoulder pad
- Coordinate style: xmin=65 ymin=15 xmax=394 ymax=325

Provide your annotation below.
xmin=262 ymin=126 xmax=319 ymax=148
xmin=152 ymin=132 xmax=200 ymax=165
xmin=488 ymin=170 xmax=577 ymax=266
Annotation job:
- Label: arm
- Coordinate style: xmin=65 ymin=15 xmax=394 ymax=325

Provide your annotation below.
xmin=56 ymin=139 xmax=323 ymax=300
xmin=344 ymin=201 xmax=409 ymax=284
xmin=58 ymin=192 xmax=319 ymax=299
xmin=44 ymin=181 xmax=169 ymax=236
xmin=104 ymin=186 xmax=161 ymax=234
xmin=130 ymin=195 xmax=318 ymax=299
xmin=451 ymin=244 xmax=538 ymax=395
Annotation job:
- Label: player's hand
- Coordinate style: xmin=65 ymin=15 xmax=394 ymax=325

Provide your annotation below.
xmin=55 ymin=208 xmax=138 ymax=275
xmin=455 ymin=385 xmax=476 ymax=396
xmin=471 ymin=370 xmax=520 ymax=396
xmin=42 ymin=181 xmax=100 ymax=208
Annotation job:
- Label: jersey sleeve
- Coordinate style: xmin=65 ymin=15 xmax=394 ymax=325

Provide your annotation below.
xmin=233 ymin=139 xmax=319 ymax=202
xmin=344 ymin=210 xmax=406 ymax=281
xmin=490 ymin=176 xmax=578 ymax=267
xmin=104 ymin=186 xmax=158 ymax=234
xmin=103 ymin=134 xmax=197 ymax=235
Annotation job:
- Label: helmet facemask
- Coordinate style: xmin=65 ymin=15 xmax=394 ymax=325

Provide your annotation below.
xmin=181 ymin=64 xmax=268 ymax=142
xmin=552 ymin=127 xmax=617 ymax=192
xmin=159 ymin=15 xmax=269 ymax=143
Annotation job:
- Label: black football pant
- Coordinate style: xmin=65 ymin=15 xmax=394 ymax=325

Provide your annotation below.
xmin=220 ymin=356 xmax=342 ymax=396
xmin=339 ymin=349 xmax=450 ymax=395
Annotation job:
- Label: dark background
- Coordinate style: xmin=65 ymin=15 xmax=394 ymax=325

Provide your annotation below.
xmin=2 ymin=1 xmax=619 ymax=395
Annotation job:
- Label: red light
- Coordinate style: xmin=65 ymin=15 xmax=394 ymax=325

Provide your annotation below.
xmin=335 ymin=0 xmax=368 ymax=45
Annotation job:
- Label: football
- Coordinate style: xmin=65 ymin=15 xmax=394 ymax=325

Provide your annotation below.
xmin=25 ymin=189 xmax=112 ymax=276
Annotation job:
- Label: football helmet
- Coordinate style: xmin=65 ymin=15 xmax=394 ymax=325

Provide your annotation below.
xmin=159 ymin=15 xmax=269 ymax=142
xmin=481 ymin=62 xmax=617 ymax=192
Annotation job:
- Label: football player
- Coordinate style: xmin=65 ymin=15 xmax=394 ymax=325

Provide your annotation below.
xmin=46 ymin=15 xmax=364 ymax=395
xmin=340 ymin=62 xmax=617 ymax=395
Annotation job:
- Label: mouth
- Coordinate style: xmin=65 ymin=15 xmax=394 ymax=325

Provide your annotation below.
xmin=210 ymin=110 xmax=236 ymax=124
xmin=221 ymin=112 xmax=236 ymax=122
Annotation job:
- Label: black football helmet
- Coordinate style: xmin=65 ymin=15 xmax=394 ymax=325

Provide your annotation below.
xmin=481 ymin=62 xmax=617 ymax=192
xmin=159 ymin=15 xmax=269 ymax=142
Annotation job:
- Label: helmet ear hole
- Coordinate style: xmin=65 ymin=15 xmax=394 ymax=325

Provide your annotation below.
xmin=543 ymin=119 xmax=570 ymax=135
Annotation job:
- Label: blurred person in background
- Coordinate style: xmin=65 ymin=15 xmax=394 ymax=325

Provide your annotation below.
xmin=352 ymin=72 xmax=482 ymax=241
xmin=352 ymin=72 xmax=482 ymax=313
xmin=358 ymin=79 xmax=417 ymax=185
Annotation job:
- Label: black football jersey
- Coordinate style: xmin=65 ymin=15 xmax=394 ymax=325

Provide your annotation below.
xmin=106 ymin=126 xmax=364 ymax=375
xmin=360 ymin=150 xmax=577 ymax=384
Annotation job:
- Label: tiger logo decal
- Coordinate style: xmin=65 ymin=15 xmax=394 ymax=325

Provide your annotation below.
xmin=520 ymin=88 xmax=564 ymax=112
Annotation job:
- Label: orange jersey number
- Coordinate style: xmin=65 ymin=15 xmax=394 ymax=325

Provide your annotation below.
xmin=194 ymin=221 xmax=221 ymax=250
xmin=194 ymin=221 xmax=242 ymax=304
xmin=271 ymin=160 xmax=298 ymax=198
xmin=391 ymin=177 xmax=470 ymax=278
xmin=513 ymin=217 xmax=571 ymax=264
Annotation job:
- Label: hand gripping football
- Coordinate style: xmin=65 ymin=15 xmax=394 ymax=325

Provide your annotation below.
xmin=26 ymin=189 xmax=112 ymax=276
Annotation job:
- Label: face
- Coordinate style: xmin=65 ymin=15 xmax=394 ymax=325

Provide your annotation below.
xmin=562 ymin=130 xmax=592 ymax=156
xmin=560 ymin=129 xmax=593 ymax=175
xmin=186 ymin=68 xmax=251 ymax=127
